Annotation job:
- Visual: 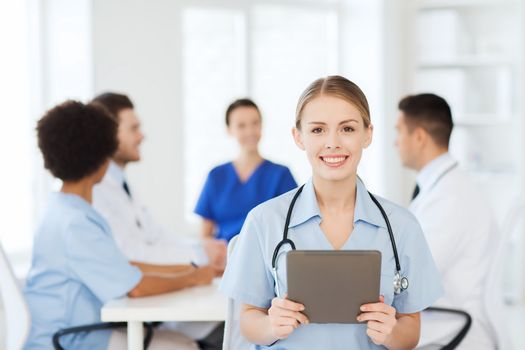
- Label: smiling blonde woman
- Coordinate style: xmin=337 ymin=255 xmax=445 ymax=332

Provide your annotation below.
xmin=220 ymin=76 xmax=443 ymax=350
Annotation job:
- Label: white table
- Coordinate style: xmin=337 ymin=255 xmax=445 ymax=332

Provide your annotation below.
xmin=101 ymin=279 xmax=227 ymax=350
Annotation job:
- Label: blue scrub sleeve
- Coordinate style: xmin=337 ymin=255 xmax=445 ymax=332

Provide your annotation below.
xmin=194 ymin=172 xmax=215 ymax=221
xmin=220 ymin=210 xmax=276 ymax=309
xmin=392 ymin=219 xmax=444 ymax=314
xmin=66 ymin=220 xmax=143 ymax=303
xmin=277 ymin=167 xmax=298 ymax=195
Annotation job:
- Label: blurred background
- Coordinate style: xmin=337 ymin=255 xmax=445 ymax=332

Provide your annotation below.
xmin=0 ymin=0 xmax=524 ymax=347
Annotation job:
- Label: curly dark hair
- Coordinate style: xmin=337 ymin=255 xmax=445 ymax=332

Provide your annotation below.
xmin=36 ymin=100 xmax=118 ymax=181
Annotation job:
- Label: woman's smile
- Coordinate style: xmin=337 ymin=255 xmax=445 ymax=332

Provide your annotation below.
xmin=319 ymin=154 xmax=349 ymax=168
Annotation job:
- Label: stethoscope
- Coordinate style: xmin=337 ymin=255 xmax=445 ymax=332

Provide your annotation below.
xmin=271 ymin=183 xmax=409 ymax=298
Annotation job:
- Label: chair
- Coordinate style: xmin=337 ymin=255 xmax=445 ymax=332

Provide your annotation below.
xmin=0 ymin=242 xmax=31 ymax=350
xmin=222 ymin=235 xmax=251 ymax=350
xmin=420 ymin=307 xmax=472 ymax=350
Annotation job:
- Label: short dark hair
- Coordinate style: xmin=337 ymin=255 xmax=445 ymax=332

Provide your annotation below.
xmin=398 ymin=93 xmax=453 ymax=148
xmin=37 ymin=100 xmax=118 ymax=181
xmin=92 ymin=92 xmax=134 ymax=119
xmin=225 ymin=98 xmax=261 ymax=126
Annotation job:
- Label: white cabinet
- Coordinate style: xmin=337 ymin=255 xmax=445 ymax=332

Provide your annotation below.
xmin=407 ymin=0 xmax=524 ymax=212
xmin=406 ymin=0 xmax=525 ymax=302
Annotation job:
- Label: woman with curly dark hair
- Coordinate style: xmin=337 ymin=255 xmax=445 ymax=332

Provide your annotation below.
xmin=23 ymin=101 xmax=213 ymax=350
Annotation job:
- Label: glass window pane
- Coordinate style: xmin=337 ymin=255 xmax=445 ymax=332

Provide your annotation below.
xmin=0 ymin=0 xmax=33 ymax=262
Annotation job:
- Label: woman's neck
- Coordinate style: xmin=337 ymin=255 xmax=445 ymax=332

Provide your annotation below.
xmin=313 ymin=174 xmax=357 ymax=213
xmin=235 ymin=149 xmax=263 ymax=167
xmin=61 ymin=180 xmax=94 ymax=203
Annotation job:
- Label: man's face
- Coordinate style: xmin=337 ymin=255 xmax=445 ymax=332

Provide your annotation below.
xmin=395 ymin=112 xmax=419 ymax=170
xmin=113 ymin=108 xmax=144 ymax=165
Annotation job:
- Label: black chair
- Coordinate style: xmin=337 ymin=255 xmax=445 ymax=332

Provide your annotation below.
xmin=52 ymin=322 xmax=154 ymax=350
xmin=424 ymin=307 xmax=472 ymax=350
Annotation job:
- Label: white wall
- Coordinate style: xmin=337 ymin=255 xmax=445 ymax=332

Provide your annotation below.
xmin=93 ymin=0 xmax=188 ymax=233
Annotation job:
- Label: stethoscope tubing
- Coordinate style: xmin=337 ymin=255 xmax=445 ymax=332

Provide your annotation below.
xmin=271 ymin=184 xmax=402 ymax=272
xmin=271 ymin=182 xmax=408 ymax=296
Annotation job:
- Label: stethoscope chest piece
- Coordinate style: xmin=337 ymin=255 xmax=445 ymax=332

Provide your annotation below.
xmin=394 ymin=271 xmax=409 ymax=294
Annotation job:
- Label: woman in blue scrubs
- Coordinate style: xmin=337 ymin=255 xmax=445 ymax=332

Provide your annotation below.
xmin=24 ymin=101 xmax=213 ymax=349
xmin=220 ymin=76 xmax=443 ymax=349
xmin=195 ymin=98 xmax=297 ymax=243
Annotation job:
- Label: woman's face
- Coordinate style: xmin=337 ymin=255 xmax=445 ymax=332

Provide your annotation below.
xmin=228 ymin=106 xmax=262 ymax=152
xmin=293 ymin=95 xmax=372 ymax=182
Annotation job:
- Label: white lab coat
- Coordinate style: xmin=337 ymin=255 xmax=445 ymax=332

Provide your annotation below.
xmin=93 ymin=162 xmax=206 ymax=265
xmin=410 ymin=153 xmax=497 ymax=350
xmin=93 ymin=162 xmax=216 ymax=340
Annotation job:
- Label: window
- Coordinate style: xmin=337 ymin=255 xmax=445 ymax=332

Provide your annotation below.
xmin=0 ymin=0 xmax=93 ymax=276
xmin=0 ymin=0 xmax=34 ymax=275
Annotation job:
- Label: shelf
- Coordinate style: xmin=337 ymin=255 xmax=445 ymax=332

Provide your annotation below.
xmin=418 ymin=0 xmax=519 ymax=10
xmin=453 ymin=114 xmax=516 ymax=127
xmin=412 ymin=0 xmax=525 ymax=227
xmin=418 ymin=55 xmax=516 ymax=68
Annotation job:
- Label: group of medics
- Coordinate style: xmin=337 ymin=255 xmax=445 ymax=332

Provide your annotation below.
xmin=20 ymin=75 xmax=498 ymax=350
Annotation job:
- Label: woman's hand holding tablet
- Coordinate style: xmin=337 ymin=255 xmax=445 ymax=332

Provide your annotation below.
xmin=357 ymin=295 xmax=398 ymax=346
xmin=266 ymin=292 xmax=398 ymax=345
xmin=268 ymin=294 xmax=309 ymax=340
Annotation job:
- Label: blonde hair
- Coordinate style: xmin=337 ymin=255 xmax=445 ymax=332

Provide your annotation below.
xmin=295 ymin=75 xmax=371 ymax=129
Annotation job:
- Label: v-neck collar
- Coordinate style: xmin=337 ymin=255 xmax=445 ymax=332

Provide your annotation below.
xmin=287 ymin=178 xmax=388 ymax=250
xmin=230 ymin=159 xmax=267 ymax=185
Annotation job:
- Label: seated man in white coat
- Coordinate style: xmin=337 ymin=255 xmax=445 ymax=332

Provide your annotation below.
xmin=92 ymin=92 xmax=226 ymax=350
xmin=395 ymin=93 xmax=498 ymax=349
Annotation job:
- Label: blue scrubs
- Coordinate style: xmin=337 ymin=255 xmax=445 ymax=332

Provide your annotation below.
xmin=194 ymin=160 xmax=297 ymax=241
xmin=220 ymin=178 xmax=443 ymax=350
xmin=23 ymin=193 xmax=142 ymax=350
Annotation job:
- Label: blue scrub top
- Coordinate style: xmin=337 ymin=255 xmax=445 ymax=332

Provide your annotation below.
xmin=23 ymin=193 xmax=142 ymax=350
xmin=194 ymin=160 xmax=297 ymax=241
xmin=220 ymin=178 xmax=443 ymax=350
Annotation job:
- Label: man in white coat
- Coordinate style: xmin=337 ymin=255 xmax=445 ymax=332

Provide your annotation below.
xmin=395 ymin=93 xmax=497 ymax=349
xmin=92 ymin=92 xmax=226 ymax=349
